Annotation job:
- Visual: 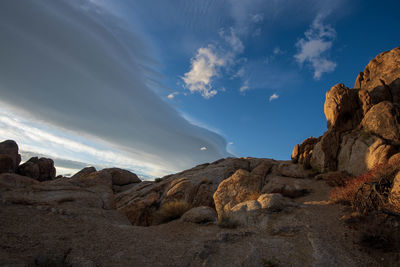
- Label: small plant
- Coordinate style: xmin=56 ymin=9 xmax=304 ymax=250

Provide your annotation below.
xmin=154 ymin=178 xmax=163 ymax=183
xmin=217 ymin=213 xmax=240 ymax=229
xmin=155 ymin=200 xmax=191 ymax=223
xmin=324 ymin=171 xmax=352 ymax=187
xmin=330 ymin=173 xmax=377 ymax=204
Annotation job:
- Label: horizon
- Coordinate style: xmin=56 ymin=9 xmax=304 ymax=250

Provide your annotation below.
xmin=0 ymin=0 xmax=399 ymax=179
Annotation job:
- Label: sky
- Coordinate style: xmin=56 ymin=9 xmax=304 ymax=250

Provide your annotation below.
xmin=0 ymin=0 xmax=399 ymax=179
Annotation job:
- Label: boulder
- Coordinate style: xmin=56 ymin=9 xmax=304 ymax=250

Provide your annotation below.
xmin=0 ymin=140 xmax=21 ymax=172
xmin=389 ymin=153 xmax=400 ymax=165
xmin=291 ymin=137 xmax=320 ymax=168
xmin=262 ymin=175 xmax=311 ymax=198
xmin=70 ymin=166 xmax=97 ymax=179
xmin=17 ymin=157 xmax=56 ymax=181
xmin=389 ymin=172 xmax=400 ymax=213
xmin=101 ymin=168 xmax=141 ymax=186
xmin=324 ymin=84 xmax=361 ymax=131
xmin=361 ymin=101 xmax=400 ymax=141
xmin=0 ymin=154 xmax=14 ymax=174
xmin=276 ymin=161 xmax=316 ymax=178
xmin=310 ymin=131 xmax=341 ymax=173
xmin=181 ymin=206 xmax=217 ymax=224
xmin=337 ymin=132 xmax=395 ymax=176
xmin=355 ymin=47 xmax=400 ymax=104
xmin=229 ymin=194 xmax=298 ymax=226
xmin=213 ymin=161 xmax=273 ymax=218
xmin=213 ymin=169 xmax=263 ymax=218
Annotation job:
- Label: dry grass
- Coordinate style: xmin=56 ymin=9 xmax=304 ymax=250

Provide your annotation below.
xmin=155 ymin=200 xmax=191 ymax=224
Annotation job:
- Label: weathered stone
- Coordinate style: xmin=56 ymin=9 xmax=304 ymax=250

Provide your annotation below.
xmin=70 ymin=166 xmax=97 ymax=179
xmin=361 ymin=101 xmax=400 ymax=141
xmin=181 ymin=206 xmax=217 ymax=224
xmin=291 ymin=137 xmax=321 ymax=168
xmin=324 ymin=84 xmax=361 ymax=131
xmin=101 ymin=168 xmax=141 ymax=186
xmin=389 ymin=172 xmax=400 ymax=213
xmin=337 ymin=132 xmax=395 ymax=176
xmin=0 ymin=140 xmax=21 ymax=172
xmin=355 ymin=47 xmax=400 ymax=105
xmin=213 ymin=169 xmax=263 ymax=218
xmin=17 ymin=157 xmax=56 ymax=181
xmin=0 ymin=154 xmax=14 ymax=174
xmin=291 ymin=144 xmax=299 ymax=163
xmin=276 ymin=161 xmax=316 ymax=178
xmin=310 ymin=131 xmax=341 ymax=173
xmin=262 ymin=175 xmax=312 ymax=198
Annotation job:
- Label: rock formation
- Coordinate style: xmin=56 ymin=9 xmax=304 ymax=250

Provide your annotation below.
xmin=1 ymin=47 xmax=400 ymax=266
xmin=292 ymin=47 xmax=400 ymax=176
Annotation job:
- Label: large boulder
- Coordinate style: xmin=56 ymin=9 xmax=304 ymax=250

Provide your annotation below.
xmin=101 ymin=168 xmax=141 ymax=186
xmin=17 ymin=157 xmax=56 ymax=181
xmin=0 ymin=140 xmax=21 ymax=172
xmin=337 ymin=132 xmax=395 ymax=176
xmin=0 ymin=154 xmax=14 ymax=174
xmin=70 ymin=166 xmax=97 ymax=179
xmin=262 ymin=175 xmax=312 ymax=198
xmin=213 ymin=161 xmax=273 ymax=218
xmin=291 ymin=137 xmax=320 ymax=169
xmin=310 ymin=131 xmax=341 ymax=173
xmin=181 ymin=206 xmax=217 ymax=224
xmin=229 ymin=193 xmax=298 ymax=226
xmin=361 ymin=101 xmax=400 ymax=141
xmin=389 ymin=172 xmax=400 ymax=213
xmin=355 ymin=47 xmax=400 ymax=104
xmin=324 ymin=84 xmax=361 ymax=131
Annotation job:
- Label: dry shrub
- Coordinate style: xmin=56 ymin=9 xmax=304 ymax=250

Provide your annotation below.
xmin=330 ymin=160 xmax=400 ymax=205
xmin=217 ymin=213 xmax=240 ymax=229
xmin=332 ymin=158 xmax=400 ymax=251
xmin=324 ymin=171 xmax=352 ymax=187
xmin=155 ymin=200 xmax=191 ymax=224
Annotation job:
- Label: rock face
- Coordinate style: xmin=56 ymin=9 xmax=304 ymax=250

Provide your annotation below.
xmin=17 ymin=157 xmax=56 ymax=181
xmin=0 ymin=140 xmax=21 ymax=173
xmin=293 ymin=47 xmax=400 ymax=176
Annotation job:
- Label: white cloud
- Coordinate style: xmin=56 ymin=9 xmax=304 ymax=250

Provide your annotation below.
xmin=269 ymin=93 xmax=279 ymax=101
xmin=228 ymin=142 xmax=234 ymax=145
xmin=239 ymin=80 xmax=249 ymax=92
xmin=294 ymin=14 xmax=337 ymax=79
xmin=167 ymin=92 xmax=179 ymax=99
xmin=182 ymin=46 xmax=225 ymax=98
xmin=200 ymin=147 xmax=207 ymax=151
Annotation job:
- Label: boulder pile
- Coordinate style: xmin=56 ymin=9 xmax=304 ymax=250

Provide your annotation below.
xmin=292 ymin=47 xmax=400 ymax=176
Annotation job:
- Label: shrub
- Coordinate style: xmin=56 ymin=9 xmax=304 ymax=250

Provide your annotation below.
xmin=324 ymin=171 xmax=352 ymax=187
xmin=155 ymin=200 xmax=191 ymax=223
xmin=217 ymin=213 xmax=240 ymax=229
xmin=154 ymin=178 xmax=163 ymax=183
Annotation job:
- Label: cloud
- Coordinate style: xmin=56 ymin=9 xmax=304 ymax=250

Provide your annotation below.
xmin=294 ymin=14 xmax=337 ymax=79
xmin=0 ymin=1 xmax=232 ymax=176
xmin=251 ymin=14 xmax=263 ymax=23
xmin=228 ymin=142 xmax=234 ymax=145
xmin=182 ymin=46 xmax=225 ymax=98
xmin=269 ymin=93 xmax=279 ymax=102
xmin=182 ymin=27 xmax=245 ymax=99
xmin=273 ymin=47 xmax=283 ymax=55
xmin=200 ymin=147 xmax=207 ymax=151
xmin=239 ymin=80 xmax=249 ymax=93
xmin=220 ymin=28 xmax=244 ymax=53
xmin=167 ymin=92 xmax=179 ymax=99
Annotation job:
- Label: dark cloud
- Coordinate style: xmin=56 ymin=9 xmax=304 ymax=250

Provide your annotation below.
xmin=0 ymin=0 xmax=231 ymax=173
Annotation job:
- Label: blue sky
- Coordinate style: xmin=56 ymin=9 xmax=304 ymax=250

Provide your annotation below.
xmin=0 ymin=0 xmax=399 ymax=178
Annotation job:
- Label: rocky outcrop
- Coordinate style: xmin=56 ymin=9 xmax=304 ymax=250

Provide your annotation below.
xmin=293 ymin=47 xmax=400 ymax=176
xmin=0 ymin=140 xmax=21 ymax=173
xmin=291 ymin=137 xmax=320 ymax=168
xmin=389 ymin=172 xmax=400 ymax=213
xmin=17 ymin=157 xmax=56 ymax=181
